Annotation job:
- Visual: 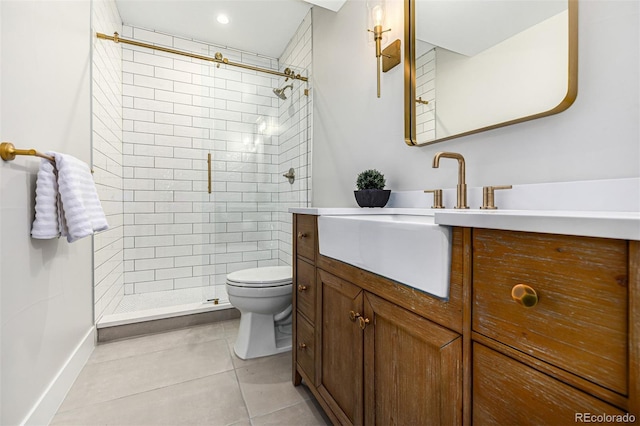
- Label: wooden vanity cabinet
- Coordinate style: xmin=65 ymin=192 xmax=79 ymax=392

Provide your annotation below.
xmin=293 ymin=213 xmax=639 ymax=425
xmin=292 ymin=214 xmax=467 ymax=426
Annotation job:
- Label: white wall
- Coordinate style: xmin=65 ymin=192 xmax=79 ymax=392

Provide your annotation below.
xmin=0 ymin=2 xmax=94 ymax=425
xmin=311 ymin=0 xmax=639 ymax=207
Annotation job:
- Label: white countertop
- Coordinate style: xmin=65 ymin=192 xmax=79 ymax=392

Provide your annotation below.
xmin=433 ymin=209 xmax=640 ymax=240
xmin=289 ymin=207 xmax=640 ymax=240
xmin=288 ymin=207 xmax=436 ymax=216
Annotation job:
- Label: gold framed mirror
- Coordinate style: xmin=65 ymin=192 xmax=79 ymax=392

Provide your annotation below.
xmin=404 ymin=0 xmax=578 ymax=146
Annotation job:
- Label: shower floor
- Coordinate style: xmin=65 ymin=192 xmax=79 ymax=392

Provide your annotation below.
xmin=98 ymin=286 xmax=231 ymax=329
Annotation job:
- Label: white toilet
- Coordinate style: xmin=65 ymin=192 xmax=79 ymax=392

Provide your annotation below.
xmin=226 ymin=265 xmax=293 ymax=360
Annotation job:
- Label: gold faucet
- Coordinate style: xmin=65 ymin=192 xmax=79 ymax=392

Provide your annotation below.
xmin=432 ymin=152 xmax=468 ymax=209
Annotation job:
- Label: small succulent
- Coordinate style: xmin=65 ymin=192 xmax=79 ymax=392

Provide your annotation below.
xmin=356 ymin=169 xmax=386 ymax=190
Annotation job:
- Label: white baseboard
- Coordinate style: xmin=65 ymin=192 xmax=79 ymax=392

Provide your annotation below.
xmin=21 ymin=326 xmax=95 ymax=426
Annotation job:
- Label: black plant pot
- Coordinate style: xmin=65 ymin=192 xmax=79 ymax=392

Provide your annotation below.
xmin=354 ymin=189 xmax=391 ymax=208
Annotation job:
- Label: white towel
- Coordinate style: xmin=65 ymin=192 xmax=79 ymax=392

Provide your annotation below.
xmin=31 ymin=159 xmax=61 ymax=239
xmin=31 ymin=153 xmax=109 ymax=242
xmin=55 ymin=153 xmax=109 ymax=242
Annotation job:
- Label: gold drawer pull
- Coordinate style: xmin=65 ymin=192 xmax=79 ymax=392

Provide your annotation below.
xmin=297 ymin=285 xmax=307 ymax=292
xmin=299 ymin=342 xmax=307 ymax=350
xmin=358 ymin=316 xmax=370 ymax=330
xmin=349 ymin=310 xmax=361 ymax=322
xmin=297 ymin=232 xmax=307 ymax=239
xmin=511 ymin=284 xmax=538 ymax=308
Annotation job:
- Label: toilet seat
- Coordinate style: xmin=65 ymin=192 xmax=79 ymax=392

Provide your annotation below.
xmin=226 ymin=265 xmax=292 ymax=288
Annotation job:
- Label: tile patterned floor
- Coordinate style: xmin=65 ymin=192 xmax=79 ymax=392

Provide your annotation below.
xmin=52 ymin=319 xmax=330 ymax=426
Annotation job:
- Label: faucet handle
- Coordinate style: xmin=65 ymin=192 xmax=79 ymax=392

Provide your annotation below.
xmin=481 ymin=185 xmax=512 ymax=210
xmin=424 ymin=189 xmax=445 ymax=209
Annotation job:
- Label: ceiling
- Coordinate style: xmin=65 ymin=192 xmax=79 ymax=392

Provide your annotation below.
xmin=115 ymin=0 xmax=345 ymax=59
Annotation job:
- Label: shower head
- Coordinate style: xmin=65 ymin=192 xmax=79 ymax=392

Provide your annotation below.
xmin=273 ymin=84 xmax=294 ymax=100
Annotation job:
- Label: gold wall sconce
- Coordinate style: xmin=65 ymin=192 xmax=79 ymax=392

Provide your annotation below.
xmin=367 ymin=0 xmax=391 ymax=98
xmin=367 ymin=1 xmax=401 ymax=97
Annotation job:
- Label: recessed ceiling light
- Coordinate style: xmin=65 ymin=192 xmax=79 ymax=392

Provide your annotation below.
xmin=217 ymin=14 xmax=230 ymax=25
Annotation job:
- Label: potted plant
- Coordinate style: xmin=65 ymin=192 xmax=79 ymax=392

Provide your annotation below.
xmin=354 ymin=169 xmax=391 ymax=208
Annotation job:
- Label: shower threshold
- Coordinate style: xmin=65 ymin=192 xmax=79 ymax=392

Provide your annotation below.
xmin=100 ymin=286 xmax=231 ymax=327
xmin=97 ymin=299 xmax=233 ymax=328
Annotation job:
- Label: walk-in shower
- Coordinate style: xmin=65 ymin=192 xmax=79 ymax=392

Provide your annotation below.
xmin=91 ymin=5 xmax=312 ymax=328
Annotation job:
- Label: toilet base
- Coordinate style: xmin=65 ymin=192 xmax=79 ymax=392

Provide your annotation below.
xmin=233 ymin=311 xmax=292 ymax=360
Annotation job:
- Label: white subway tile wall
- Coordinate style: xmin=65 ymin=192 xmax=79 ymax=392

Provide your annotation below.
xmin=119 ymin=15 xmax=312 ymax=297
xmin=92 ymin=0 xmax=124 ymax=321
xmin=415 ymin=48 xmax=436 ymax=142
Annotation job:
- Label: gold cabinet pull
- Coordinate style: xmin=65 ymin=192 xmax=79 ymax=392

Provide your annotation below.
xmin=207 ymin=153 xmax=212 ymax=194
xmin=349 ymin=311 xmax=361 ymax=322
xmin=298 ymin=342 xmax=307 ymax=350
xmin=297 ymin=232 xmax=307 ymax=239
xmin=297 ymin=285 xmax=307 ymax=292
xmin=511 ymin=284 xmax=539 ymax=308
xmin=358 ymin=316 xmax=370 ymax=330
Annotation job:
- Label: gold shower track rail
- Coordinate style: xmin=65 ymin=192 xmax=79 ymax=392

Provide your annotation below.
xmin=96 ymin=32 xmax=308 ymax=82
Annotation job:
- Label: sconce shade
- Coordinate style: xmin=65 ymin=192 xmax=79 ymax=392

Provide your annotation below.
xmin=367 ymin=0 xmax=386 ymax=27
xmin=372 ymin=4 xmax=384 ymax=26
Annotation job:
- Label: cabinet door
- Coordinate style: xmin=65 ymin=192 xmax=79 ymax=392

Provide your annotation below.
xmin=318 ymin=270 xmax=364 ymax=426
xmin=363 ymin=292 xmax=462 ymax=426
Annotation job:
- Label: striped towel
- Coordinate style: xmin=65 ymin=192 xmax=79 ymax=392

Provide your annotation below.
xmin=31 ymin=153 xmax=109 ymax=242
xmin=31 ymin=159 xmax=61 ymax=239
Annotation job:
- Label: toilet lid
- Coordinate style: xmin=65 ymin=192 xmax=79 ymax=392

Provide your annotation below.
xmin=226 ymin=266 xmax=292 ymax=288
